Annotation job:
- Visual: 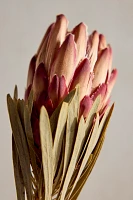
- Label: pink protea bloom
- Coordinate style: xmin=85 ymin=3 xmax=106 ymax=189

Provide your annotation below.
xmin=25 ymin=14 xmax=117 ymax=147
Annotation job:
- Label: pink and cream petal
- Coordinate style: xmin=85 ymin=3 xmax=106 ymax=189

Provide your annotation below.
xmin=36 ymin=23 xmax=55 ymax=69
xmin=91 ymin=83 xmax=107 ymax=111
xmin=104 ymin=68 xmax=118 ymax=104
xmin=87 ymin=31 xmax=99 ymax=71
xmin=36 ymin=23 xmax=54 ymax=56
xmin=98 ymin=34 xmax=107 ymax=52
xmin=25 ymin=84 xmax=32 ymax=101
xmin=80 ymin=96 xmax=93 ymax=118
xmin=48 ymin=75 xmax=59 ymax=107
xmin=86 ymin=72 xmax=93 ymax=96
xmin=92 ymin=48 xmax=111 ymax=89
xmin=107 ymin=45 xmax=113 ymax=76
xmin=58 ymin=76 xmax=69 ymax=103
xmin=27 ymin=55 xmax=36 ymax=88
xmin=70 ymin=58 xmax=90 ymax=100
xmin=72 ymin=23 xmax=87 ymax=65
xmin=33 ymin=63 xmax=48 ymax=100
xmin=50 ymin=34 xmax=77 ymax=86
xmin=45 ymin=14 xmax=68 ymax=73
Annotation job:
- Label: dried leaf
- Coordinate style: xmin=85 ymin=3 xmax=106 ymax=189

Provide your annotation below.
xmin=53 ymin=102 xmax=68 ymax=176
xmin=77 ymin=125 xmax=93 ymax=165
xmin=7 ymin=95 xmax=32 ymax=200
xmin=17 ymin=99 xmax=25 ymax=128
xmin=85 ymin=95 xmax=101 ymax=132
xmin=24 ymin=105 xmax=39 ymax=181
xmin=27 ymin=89 xmax=33 ymax=115
xmin=64 ymin=88 xmax=77 ymax=104
xmin=63 ymin=87 xmax=79 ymax=180
xmin=12 ymin=135 xmax=25 ymax=200
xmin=68 ymin=114 xmax=99 ymax=198
xmin=65 ymin=155 xmax=93 ymax=199
xmin=38 ymin=165 xmax=44 ymax=200
xmin=14 ymin=85 xmax=18 ymax=100
xmin=53 ymin=145 xmax=64 ymax=194
xmin=70 ymin=137 xmax=105 ymax=200
xmin=70 ymin=104 xmax=114 ymax=200
xmin=50 ymin=88 xmax=76 ymax=134
xmin=77 ymin=96 xmax=101 ymax=165
xmin=40 ymin=106 xmax=53 ymax=200
xmin=60 ymin=116 xmax=85 ymax=200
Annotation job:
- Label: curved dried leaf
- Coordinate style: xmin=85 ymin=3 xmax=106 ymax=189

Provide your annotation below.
xmin=68 ymin=114 xmax=99 ymax=198
xmin=14 ymin=85 xmax=18 ymax=100
xmin=85 ymin=95 xmax=101 ymax=132
xmin=63 ymin=87 xmax=79 ymax=180
xmin=77 ymin=96 xmax=101 ymax=164
xmin=40 ymin=106 xmax=53 ymax=200
xmin=53 ymin=102 xmax=68 ymax=176
xmin=53 ymin=144 xmax=64 ymax=194
xmin=17 ymin=99 xmax=25 ymax=127
xmin=12 ymin=136 xmax=25 ymax=200
xmin=7 ymin=95 xmax=32 ymax=200
xmin=50 ymin=88 xmax=76 ymax=134
xmin=70 ymin=104 xmax=114 ymax=200
xmin=24 ymin=105 xmax=39 ymax=180
xmin=27 ymin=89 xmax=33 ymax=115
xmin=60 ymin=116 xmax=85 ymax=200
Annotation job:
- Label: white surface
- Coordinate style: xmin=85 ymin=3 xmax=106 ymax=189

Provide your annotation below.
xmin=0 ymin=0 xmax=133 ymax=199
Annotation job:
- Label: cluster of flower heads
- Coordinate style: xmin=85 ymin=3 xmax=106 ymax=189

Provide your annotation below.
xmin=25 ymin=14 xmax=117 ymax=146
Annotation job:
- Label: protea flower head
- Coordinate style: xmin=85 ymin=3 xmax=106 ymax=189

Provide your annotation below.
xmin=25 ymin=14 xmax=117 ymax=147
xmin=7 ymin=14 xmax=117 ymax=200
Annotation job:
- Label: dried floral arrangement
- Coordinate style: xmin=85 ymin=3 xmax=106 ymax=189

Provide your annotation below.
xmin=7 ymin=14 xmax=117 ymax=200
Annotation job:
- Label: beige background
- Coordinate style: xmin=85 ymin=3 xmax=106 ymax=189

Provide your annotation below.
xmin=0 ymin=0 xmax=133 ymax=199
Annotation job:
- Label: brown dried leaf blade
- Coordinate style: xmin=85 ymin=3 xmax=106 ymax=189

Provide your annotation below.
xmin=70 ymin=104 xmax=114 ymax=200
xmin=12 ymin=135 xmax=25 ymax=200
xmin=40 ymin=106 xmax=53 ymax=200
xmin=7 ymin=94 xmax=32 ymax=200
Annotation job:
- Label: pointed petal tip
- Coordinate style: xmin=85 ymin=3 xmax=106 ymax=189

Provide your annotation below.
xmin=92 ymin=30 xmax=99 ymax=37
xmin=112 ymin=68 xmax=118 ymax=75
xmin=49 ymin=74 xmax=59 ymax=107
xmin=99 ymin=34 xmax=107 ymax=50
xmin=91 ymin=83 xmax=107 ymax=101
xmin=109 ymin=68 xmax=118 ymax=83
xmin=91 ymin=30 xmax=99 ymax=46
xmin=33 ymin=63 xmax=48 ymax=100
xmin=72 ymin=22 xmax=87 ymax=65
xmin=56 ymin=14 xmax=66 ymax=19
xmin=107 ymin=44 xmax=112 ymax=55
xmin=100 ymin=46 xmax=112 ymax=62
xmin=66 ymin=33 xmax=75 ymax=42
xmin=27 ymin=55 xmax=36 ymax=87
xmin=104 ymin=68 xmax=118 ymax=105
xmin=72 ymin=22 xmax=88 ymax=34
xmin=76 ymin=22 xmax=88 ymax=30
xmin=59 ymin=75 xmax=69 ymax=102
xmin=83 ymin=57 xmax=90 ymax=64
xmin=80 ymin=95 xmax=93 ymax=118
xmin=99 ymin=34 xmax=106 ymax=42
xmin=103 ymin=47 xmax=109 ymax=55
xmin=56 ymin=14 xmax=69 ymax=25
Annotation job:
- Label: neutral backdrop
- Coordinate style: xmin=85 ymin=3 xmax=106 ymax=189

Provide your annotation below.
xmin=0 ymin=0 xmax=133 ymax=199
